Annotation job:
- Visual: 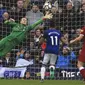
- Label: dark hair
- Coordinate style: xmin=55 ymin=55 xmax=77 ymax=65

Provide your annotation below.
xmin=49 ymin=19 xmax=56 ymax=28
xmin=32 ymin=3 xmax=39 ymax=8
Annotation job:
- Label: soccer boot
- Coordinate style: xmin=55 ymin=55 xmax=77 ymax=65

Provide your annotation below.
xmin=40 ymin=79 xmax=44 ymax=83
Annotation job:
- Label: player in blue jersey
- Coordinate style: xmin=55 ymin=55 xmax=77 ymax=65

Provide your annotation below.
xmin=40 ymin=20 xmax=67 ymax=82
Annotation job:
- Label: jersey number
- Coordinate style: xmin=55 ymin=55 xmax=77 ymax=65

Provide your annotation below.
xmin=50 ymin=36 xmax=58 ymax=45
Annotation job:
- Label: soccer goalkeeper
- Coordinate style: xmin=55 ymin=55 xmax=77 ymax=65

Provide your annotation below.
xmin=0 ymin=12 xmax=53 ymax=57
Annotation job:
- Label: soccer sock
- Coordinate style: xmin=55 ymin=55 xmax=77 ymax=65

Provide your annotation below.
xmin=40 ymin=67 xmax=46 ymax=80
xmin=79 ymin=67 xmax=85 ymax=79
xmin=49 ymin=66 xmax=55 ymax=79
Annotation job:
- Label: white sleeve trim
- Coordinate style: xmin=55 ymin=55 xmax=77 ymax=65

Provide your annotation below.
xmin=80 ymin=34 xmax=84 ymax=36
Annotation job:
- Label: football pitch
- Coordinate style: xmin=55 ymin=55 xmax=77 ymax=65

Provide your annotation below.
xmin=0 ymin=79 xmax=84 ymax=85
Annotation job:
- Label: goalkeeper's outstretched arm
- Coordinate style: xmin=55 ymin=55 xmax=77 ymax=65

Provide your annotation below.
xmin=29 ymin=12 xmax=53 ymax=30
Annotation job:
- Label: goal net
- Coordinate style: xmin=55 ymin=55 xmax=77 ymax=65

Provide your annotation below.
xmin=0 ymin=0 xmax=83 ymax=80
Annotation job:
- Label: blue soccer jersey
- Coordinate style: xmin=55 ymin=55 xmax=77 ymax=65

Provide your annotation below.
xmin=44 ymin=29 xmax=61 ymax=55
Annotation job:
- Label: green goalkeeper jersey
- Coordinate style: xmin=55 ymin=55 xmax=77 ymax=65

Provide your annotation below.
xmin=0 ymin=19 xmax=43 ymax=57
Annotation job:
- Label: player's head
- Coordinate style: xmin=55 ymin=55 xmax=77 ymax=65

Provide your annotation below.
xmin=20 ymin=18 xmax=27 ymax=25
xmin=49 ymin=19 xmax=56 ymax=29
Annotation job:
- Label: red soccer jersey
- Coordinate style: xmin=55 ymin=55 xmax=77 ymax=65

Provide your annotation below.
xmin=80 ymin=26 xmax=85 ymax=35
xmin=79 ymin=26 xmax=85 ymax=62
xmin=80 ymin=26 xmax=85 ymax=48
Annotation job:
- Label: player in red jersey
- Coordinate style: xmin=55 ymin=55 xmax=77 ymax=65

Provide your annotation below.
xmin=70 ymin=26 xmax=85 ymax=81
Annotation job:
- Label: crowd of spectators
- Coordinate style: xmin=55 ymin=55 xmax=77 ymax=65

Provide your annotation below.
xmin=0 ymin=0 xmax=85 ymax=71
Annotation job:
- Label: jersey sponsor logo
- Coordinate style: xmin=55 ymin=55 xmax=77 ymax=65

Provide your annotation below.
xmin=48 ymin=32 xmax=60 ymax=35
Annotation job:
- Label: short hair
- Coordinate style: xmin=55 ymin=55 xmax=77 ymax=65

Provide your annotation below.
xmin=32 ymin=3 xmax=39 ymax=8
xmin=49 ymin=19 xmax=56 ymax=28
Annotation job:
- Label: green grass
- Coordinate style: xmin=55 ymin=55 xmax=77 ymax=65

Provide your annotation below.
xmin=0 ymin=79 xmax=84 ymax=85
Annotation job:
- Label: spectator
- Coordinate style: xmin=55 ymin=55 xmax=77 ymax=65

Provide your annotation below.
xmin=56 ymin=46 xmax=76 ymax=68
xmin=16 ymin=47 xmax=34 ymax=63
xmin=0 ymin=3 xmax=7 ymax=22
xmin=0 ymin=59 xmax=2 ymax=67
xmin=30 ymin=41 xmax=35 ymax=49
xmin=34 ymin=28 xmax=43 ymax=48
xmin=26 ymin=4 xmax=44 ymax=25
xmin=57 ymin=0 xmax=68 ymax=7
xmin=69 ymin=0 xmax=81 ymax=12
xmin=2 ymin=52 xmax=15 ymax=67
xmin=33 ymin=50 xmax=41 ymax=64
xmin=15 ymin=51 xmax=34 ymax=67
xmin=70 ymin=28 xmax=82 ymax=55
xmin=30 ymin=0 xmax=45 ymax=10
xmin=78 ymin=3 xmax=85 ymax=28
xmin=9 ymin=0 xmax=26 ymax=22
xmin=60 ymin=32 xmax=69 ymax=47
xmin=24 ymin=51 xmax=34 ymax=64
xmin=0 ymin=6 xmax=10 ymax=38
xmin=81 ymin=0 xmax=85 ymax=5
xmin=16 ymin=47 xmax=26 ymax=60
xmin=60 ymin=1 xmax=78 ymax=40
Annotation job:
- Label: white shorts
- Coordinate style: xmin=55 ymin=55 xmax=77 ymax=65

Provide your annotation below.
xmin=42 ymin=53 xmax=57 ymax=65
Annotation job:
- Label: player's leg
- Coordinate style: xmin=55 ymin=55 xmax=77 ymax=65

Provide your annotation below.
xmin=0 ymin=43 xmax=5 ymax=56
xmin=77 ymin=60 xmax=85 ymax=80
xmin=49 ymin=54 xmax=57 ymax=79
xmin=78 ymin=53 xmax=85 ymax=81
xmin=0 ymin=42 xmax=13 ymax=56
xmin=0 ymin=39 xmax=18 ymax=57
xmin=0 ymin=37 xmax=8 ymax=51
xmin=40 ymin=53 xmax=50 ymax=82
xmin=0 ymin=37 xmax=9 ymax=56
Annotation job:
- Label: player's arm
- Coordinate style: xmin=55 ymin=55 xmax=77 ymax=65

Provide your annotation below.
xmin=30 ymin=19 xmax=44 ymax=29
xmin=4 ymin=18 xmax=17 ymax=26
xmin=29 ymin=12 xmax=53 ymax=30
xmin=70 ymin=26 xmax=85 ymax=44
xmin=70 ymin=34 xmax=84 ymax=44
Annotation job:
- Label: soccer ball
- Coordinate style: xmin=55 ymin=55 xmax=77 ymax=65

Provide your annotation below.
xmin=43 ymin=1 xmax=52 ymax=10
